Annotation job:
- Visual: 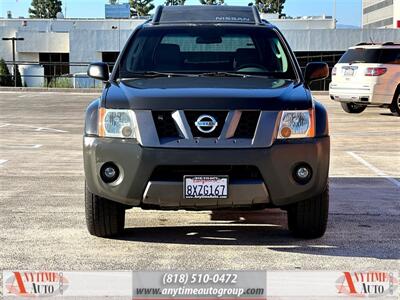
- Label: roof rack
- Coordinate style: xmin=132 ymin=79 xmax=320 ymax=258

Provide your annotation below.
xmin=356 ymin=42 xmax=374 ymax=46
xmin=151 ymin=5 xmax=262 ymax=25
xmin=356 ymin=42 xmax=400 ymax=46
xmin=382 ymin=42 xmax=400 ymax=46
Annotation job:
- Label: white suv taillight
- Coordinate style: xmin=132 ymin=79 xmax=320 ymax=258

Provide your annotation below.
xmin=365 ymin=67 xmax=387 ymax=76
xmin=332 ymin=67 xmax=337 ymax=76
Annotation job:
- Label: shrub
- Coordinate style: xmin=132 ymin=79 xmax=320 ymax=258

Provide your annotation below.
xmin=0 ymin=58 xmax=13 ymax=86
xmin=47 ymin=76 xmax=73 ymax=88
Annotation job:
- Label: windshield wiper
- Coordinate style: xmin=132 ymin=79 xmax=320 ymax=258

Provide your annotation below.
xmin=198 ymin=71 xmax=271 ymax=78
xmin=120 ymin=71 xmax=198 ymax=79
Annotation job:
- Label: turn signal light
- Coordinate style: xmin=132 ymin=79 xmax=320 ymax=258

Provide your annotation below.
xmin=365 ymin=67 xmax=387 ymax=76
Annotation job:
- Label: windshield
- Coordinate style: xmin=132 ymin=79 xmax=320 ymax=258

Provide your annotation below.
xmin=339 ymin=48 xmax=400 ymax=64
xmin=118 ymin=26 xmax=297 ymax=79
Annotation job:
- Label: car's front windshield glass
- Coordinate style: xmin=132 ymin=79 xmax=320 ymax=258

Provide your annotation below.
xmin=118 ymin=26 xmax=297 ymax=79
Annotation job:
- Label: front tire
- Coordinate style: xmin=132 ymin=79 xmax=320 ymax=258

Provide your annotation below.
xmin=390 ymin=89 xmax=400 ymax=116
xmin=287 ymin=185 xmax=329 ymax=239
xmin=85 ymin=184 xmax=125 ymax=237
xmin=341 ymin=102 xmax=366 ymax=114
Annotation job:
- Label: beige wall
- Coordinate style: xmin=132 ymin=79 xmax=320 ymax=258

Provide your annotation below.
xmin=362 ymin=0 xmax=400 ymax=28
xmin=394 ymin=0 xmax=400 ymax=27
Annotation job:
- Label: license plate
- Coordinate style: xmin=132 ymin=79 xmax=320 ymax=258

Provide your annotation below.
xmin=344 ymin=69 xmax=354 ymax=76
xmin=184 ymin=176 xmax=228 ymax=199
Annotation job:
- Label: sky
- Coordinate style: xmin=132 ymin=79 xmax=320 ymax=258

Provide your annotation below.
xmin=0 ymin=0 xmax=362 ymax=27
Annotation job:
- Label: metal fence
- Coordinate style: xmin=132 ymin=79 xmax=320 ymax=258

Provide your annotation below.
xmin=0 ymin=60 xmax=104 ymax=88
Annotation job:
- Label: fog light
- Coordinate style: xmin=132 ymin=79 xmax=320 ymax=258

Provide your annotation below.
xmin=293 ymin=163 xmax=312 ymax=184
xmin=104 ymin=167 xmax=116 ymax=178
xmin=296 ymin=167 xmax=309 ymax=179
xmin=100 ymin=162 xmax=119 ymax=183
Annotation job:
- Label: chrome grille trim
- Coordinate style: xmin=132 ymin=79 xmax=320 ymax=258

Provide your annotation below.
xmin=135 ymin=110 xmax=279 ymax=148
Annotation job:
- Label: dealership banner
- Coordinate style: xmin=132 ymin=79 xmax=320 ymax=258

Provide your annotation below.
xmin=1 ymin=271 xmax=398 ymax=299
xmin=2 ymin=271 xmax=132 ymax=298
xmin=266 ymin=271 xmax=399 ymax=299
xmin=132 ymin=271 xmax=266 ymax=299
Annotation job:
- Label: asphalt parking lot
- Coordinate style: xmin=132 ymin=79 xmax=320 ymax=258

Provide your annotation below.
xmin=0 ymin=90 xmax=399 ymax=270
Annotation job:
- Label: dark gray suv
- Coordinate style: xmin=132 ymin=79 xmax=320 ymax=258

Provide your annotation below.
xmin=84 ymin=5 xmax=330 ymax=238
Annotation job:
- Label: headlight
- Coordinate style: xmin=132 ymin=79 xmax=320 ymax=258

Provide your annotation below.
xmin=98 ymin=108 xmax=137 ymax=138
xmin=277 ymin=109 xmax=315 ymax=139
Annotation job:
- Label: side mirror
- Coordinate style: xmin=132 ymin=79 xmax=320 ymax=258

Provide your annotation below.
xmin=304 ymin=62 xmax=329 ymax=85
xmin=87 ymin=62 xmax=110 ymax=82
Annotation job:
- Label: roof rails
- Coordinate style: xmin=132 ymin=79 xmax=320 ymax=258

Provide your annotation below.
xmin=356 ymin=42 xmax=374 ymax=46
xmin=382 ymin=42 xmax=400 ymax=46
xmin=356 ymin=42 xmax=400 ymax=46
xmin=151 ymin=5 xmax=262 ymax=25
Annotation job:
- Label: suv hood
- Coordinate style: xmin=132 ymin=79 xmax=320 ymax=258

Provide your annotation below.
xmin=104 ymin=77 xmax=312 ymax=110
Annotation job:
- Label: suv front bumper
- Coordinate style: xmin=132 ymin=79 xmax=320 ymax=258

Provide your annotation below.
xmin=83 ymin=136 xmax=330 ymax=209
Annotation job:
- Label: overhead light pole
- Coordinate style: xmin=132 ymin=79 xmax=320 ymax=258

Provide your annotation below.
xmin=2 ymin=37 xmax=25 ymax=87
xmin=333 ymin=0 xmax=337 ymax=29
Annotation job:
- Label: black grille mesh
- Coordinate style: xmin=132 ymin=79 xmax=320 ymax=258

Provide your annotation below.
xmin=152 ymin=110 xmax=260 ymax=139
xmin=152 ymin=111 xmax=180 ymax=139
xmin=234 ymin=111 xmax=260 ymax=138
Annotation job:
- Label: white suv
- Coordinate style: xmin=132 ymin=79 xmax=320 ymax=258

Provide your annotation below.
xmin=329 ymin=43 xmax=400 ymax=115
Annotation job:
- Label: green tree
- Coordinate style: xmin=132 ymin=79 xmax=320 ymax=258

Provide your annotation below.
xmin=130 ymin=0 xmax=154 ymax=16
xmin=29 ymin=0 xmax=62 ymax=18
xmin=254 ymin=0 xmax=285 ymax=14
xmin=199 ymin=0 xmax=224 ymax=4
xmin=0 ymin=58 xmax=13 ymax=87
xmin=165 ymin=0 xmax=185 ymax=5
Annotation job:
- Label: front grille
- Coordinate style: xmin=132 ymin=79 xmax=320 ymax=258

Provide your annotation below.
xmin=152 ymin=111 xmax=180 ymax=139
xmin=234 ymin=111 xmax=260 ymax=138
xmin=185 ymin=111 xmax=228 ymax=138
xmin=150 ymin=165 xmax=262 ymax=181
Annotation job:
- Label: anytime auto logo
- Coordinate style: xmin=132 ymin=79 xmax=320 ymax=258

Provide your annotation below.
xmin=4 ymin=271 xmax=69 ymax=297
xmin=336 ymin=271 xmax=398 ymax=297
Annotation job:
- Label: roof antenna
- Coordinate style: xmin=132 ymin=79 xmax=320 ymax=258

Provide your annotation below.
xmin=369 ymin=36 xmax=375 ymax=45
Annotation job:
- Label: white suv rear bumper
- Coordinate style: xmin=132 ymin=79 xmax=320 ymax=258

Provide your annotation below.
xmin=329 ymin=83 xmax=393 ymax=105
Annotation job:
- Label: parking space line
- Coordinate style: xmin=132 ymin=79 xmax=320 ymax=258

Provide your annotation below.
xmin=0 ymin=144 xmax=43 ymax=149
xmin=0 ymin=160 xmax=8 ymax=165
xmin=347 ymin=151 xmax=400 ymax=188
xmin=0 ymin=123 xmax=68 ymax=133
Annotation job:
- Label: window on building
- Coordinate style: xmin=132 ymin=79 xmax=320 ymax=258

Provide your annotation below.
xmin=102 ymin=52 xmax=120 ymax=71
xmin=39 ymin=53 xmax=70 ymax=84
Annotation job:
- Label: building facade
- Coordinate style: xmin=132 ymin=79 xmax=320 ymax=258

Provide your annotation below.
xmin=362 ymin=0 xmax=400 ymax=28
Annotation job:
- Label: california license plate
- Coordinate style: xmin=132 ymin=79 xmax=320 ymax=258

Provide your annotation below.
xmin=344 ymin=68 xmax=355 ymax=76
xmin=184 ymin=176 xmax=228 ymax=199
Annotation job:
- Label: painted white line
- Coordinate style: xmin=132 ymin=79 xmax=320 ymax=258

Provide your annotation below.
xmin=4 ymin=123 xmax=68 ymax=133
xmin=35 ymin=127 xmax=68 ymax=133
xmin=0 ymin=160 xmax=8 ymax=165
xmin=0 ymin=144 xmax=43 ymax=149
xmin=347 ymin=151 xmax=400 ymax=188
